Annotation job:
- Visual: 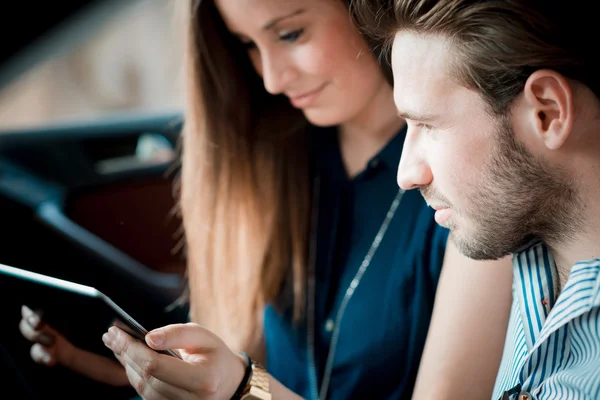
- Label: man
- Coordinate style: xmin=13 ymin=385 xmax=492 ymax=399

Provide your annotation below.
xmin=352 ymin=0 xmax=600 ymax=399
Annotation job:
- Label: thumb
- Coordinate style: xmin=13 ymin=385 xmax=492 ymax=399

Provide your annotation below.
xmin=145 ymin=322 xmax=218 ymax=352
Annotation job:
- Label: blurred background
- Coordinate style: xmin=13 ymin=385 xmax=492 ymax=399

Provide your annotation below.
xmin=0 ymin=1 xmax=190 ymax=398
xmin=0 ymin=0 xmax=184 ymax=129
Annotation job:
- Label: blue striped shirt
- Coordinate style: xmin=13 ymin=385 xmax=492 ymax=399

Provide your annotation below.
xmin=492 ymin=241 xmax=600 ymax=399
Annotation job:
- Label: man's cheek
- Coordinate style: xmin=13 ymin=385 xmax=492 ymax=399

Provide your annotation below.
xmin=441 ymin=161 xmax=470 ymax=203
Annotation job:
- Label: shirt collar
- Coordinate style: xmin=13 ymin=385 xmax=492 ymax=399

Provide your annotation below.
xmin=312 ymin=123 xmax=407 ymax=182
xmin=512 ymin=241 xmax=600 ymax=349
xmin=372 ymin=123 xmax=407 ymax=171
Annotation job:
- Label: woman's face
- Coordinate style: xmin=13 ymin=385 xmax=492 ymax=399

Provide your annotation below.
xmin=215 ymin=0 xmax=388 ymax=127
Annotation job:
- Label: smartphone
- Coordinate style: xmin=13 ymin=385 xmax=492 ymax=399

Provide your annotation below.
xmin=0 ymin=263 xmax=181 ymax=359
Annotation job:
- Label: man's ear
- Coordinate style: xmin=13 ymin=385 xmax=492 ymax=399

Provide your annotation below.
xmin=521 ymin=69 xmax=574 ymax=150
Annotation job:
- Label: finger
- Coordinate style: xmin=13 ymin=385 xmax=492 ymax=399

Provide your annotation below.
xmin=145 ymin=323 xmax=218 ymax=352
xmin=107 ymin=327 xmax=207 ymax=393
xmin=21 ymin=305 xmax=44 ymax=330
xmin=123 ymin=362 xmax=169 ymax=400
xmin=122 ymin=354 xmax=194 ymax=400
xmin=19 ymin=318 xmax=55 ymax=346
xmin=30 ymin=343 xmax=56 ymax=367
xmin=114 ymin=352 xmax=126 ymax=368
xmin=20 ymin=305 xmax=58 ymax=342
xmin=21 ymin=306 xmax=61 ymax=336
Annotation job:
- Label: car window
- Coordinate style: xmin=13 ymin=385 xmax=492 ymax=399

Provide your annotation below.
xmin=0 ymin=0 xmax=184 ymax=130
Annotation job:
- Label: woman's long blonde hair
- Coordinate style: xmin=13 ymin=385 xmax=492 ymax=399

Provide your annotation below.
xmin=178 ymin=0 xmax=311 ymax=358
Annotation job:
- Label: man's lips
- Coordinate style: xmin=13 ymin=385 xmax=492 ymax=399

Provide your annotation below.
xmin=429 ymin=204 xmax=449 ymax=211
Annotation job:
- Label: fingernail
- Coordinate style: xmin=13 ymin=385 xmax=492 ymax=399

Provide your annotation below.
xmin=28 ymin=314 xmax=39 ymax=327
xmin=108 ymin=326 xmax=117 ymax=337
xmin=22 ymin=305 xmax=31 ymax=316
xmin=34 ymin=347 xmax=51 ymax=365
xmin=146 ymin=331 xmax=164 ymax=346
xmin=102 ymin=333 xmax=111 ymax=347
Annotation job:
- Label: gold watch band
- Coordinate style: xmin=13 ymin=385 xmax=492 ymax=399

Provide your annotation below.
xmin=241 ymin=361 xmax=271 ymax=400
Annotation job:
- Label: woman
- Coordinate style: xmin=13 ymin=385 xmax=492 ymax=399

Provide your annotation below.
xmin=20 ymin=0 xmax=513 ymax=398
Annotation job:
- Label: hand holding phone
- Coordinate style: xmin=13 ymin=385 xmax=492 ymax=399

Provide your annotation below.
xmin=19 ymin=305 xmax=130 ymax=387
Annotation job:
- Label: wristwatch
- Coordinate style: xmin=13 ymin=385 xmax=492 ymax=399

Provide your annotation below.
xmin=232 ymin=352 xmax=271 ymax=400
xmin=241 ymin=359 xmax=271 ymax=400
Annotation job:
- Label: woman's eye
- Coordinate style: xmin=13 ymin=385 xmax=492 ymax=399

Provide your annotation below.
xmin=279 ymin=29 xmax=304 ymax=42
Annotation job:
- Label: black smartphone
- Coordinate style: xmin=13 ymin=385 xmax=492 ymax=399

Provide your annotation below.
xmin=0 ymin=263 xmax=181 ymax=359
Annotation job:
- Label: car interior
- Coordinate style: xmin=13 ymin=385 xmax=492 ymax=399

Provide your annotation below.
xmin=0 ymin=1 xmax=189 ymax=398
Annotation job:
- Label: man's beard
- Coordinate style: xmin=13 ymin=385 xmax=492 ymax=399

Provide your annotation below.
xmin=422 ymin=116 xmax=584 ymax=260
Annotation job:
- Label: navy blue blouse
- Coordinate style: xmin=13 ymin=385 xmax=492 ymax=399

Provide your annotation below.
xmin=264 ymin=126 xmax=449 ymax=399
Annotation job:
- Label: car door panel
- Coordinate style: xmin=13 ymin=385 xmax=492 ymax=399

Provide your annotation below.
xmin=0 ymin=112 xmax=190 ymax=399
